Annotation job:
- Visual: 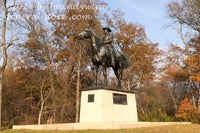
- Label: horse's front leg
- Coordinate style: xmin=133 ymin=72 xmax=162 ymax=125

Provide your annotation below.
xmin=102 ymin=64 xmax=107 ymax=86
xmin=93 ymin=65 xmax=98 ymax=86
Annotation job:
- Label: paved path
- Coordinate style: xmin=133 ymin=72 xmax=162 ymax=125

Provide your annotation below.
xmin=13 ymin=122 xmax=192 ymax=130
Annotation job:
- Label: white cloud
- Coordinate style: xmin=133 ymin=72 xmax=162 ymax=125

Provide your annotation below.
xmin=119 ymin=0 xmax=166 ymax=19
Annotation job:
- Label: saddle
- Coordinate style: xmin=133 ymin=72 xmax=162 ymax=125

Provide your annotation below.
xmin=99 ymin=44 xmax=129 ymax=67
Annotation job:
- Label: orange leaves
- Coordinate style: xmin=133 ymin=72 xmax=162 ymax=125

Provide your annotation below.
xmin=164 ymin=62 xmax=188 ymax=81
xmin=175 ymin=98 xmax=197 ymax=119
xmin=175 ymin=97 xmax=200 ymax=123
xmin=161 ymin=44 xmax=190 ymax=82
xmin=115 ymin=22 xmax=147 ymax=52
xmin=185 ymin=55 xmax=200 ymax=66
xmin=184 ymin=44 xmax=200 ymax=83
xmin=191 ymin=74 xmax=200 ymax=82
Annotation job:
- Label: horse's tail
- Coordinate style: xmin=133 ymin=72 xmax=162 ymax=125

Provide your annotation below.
xmin=121 ymin=53 xmax=130 ymax=68
xmin=115 ymin=52 xmax=130 ymax=69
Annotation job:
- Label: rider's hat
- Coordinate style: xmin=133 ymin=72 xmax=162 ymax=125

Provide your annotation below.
xmin=103 ymin=26 xmax=112 ymax=32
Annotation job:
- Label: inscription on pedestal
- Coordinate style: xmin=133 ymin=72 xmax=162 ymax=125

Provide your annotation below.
xmin=88 ymin=94 xmax=94 ymax=102
xmin=113 ymin=93 xmax=127 ymax=105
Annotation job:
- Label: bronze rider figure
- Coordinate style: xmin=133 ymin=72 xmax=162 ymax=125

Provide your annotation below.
xmin=102 ymin=26 xmax=115 ymax=67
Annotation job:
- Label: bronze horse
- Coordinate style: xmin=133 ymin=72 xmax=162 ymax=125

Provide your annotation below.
xmin=77 ymin=28 xmax=129 ymax=87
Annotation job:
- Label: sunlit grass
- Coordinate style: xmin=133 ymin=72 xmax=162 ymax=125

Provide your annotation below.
xmin=2 ymin=124 xmax=200 ymax=133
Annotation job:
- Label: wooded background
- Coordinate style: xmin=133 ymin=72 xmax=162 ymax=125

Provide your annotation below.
xmin=0 ymin=0 xmax=200 ymax=131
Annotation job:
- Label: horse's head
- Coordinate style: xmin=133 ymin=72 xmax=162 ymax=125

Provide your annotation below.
xmin=77 ymin=28 xmax=92 ymax=40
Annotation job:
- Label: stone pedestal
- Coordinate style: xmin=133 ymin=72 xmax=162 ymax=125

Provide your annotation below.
xmin=12 ymin=87 xmax=192 ymax=131
xmin=79 ymin=86 xmax=138 ymax=123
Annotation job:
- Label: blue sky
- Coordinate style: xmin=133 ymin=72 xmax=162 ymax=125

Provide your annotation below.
xmin=17 ymin=0 xmax=182 ymax=49
xmin=106 ymin=0 xmax=182 ymax=49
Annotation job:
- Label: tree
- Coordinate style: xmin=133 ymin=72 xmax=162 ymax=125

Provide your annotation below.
xmin=0 ymin=0 xmax=16 ymax=131
xmin=160 ymin=44 xmax=190 ymax=114
xmin=14 ymin=2 xmax=59 ymax=124
xmin=167 ymin=0 xmax=200 ymax=110
xmin=75 ymin=46 xmax=82 ymax=123
xmin=2 ymin=66 xmax=40 ymax=129
xmin=185 ymin=35 xmax=200 ymax=110
xmin=167 ymin=0 xmax=200 ymax=32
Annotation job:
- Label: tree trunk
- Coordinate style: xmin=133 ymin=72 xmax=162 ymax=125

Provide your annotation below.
xmin=127 ymin=79 xmax=130 ymax=91
xmin=0 ymin=1 xmax=8 ymax=131
xmin=75 ymin=47 xmax=82 ymax=123
xmin=38 ymin=99 xmax=46 ymax=125
xmin=38 ymin=88 xmax=44 ymax=125
xmin=48 ymin=64 xmax=56 ymax=123
xmin=38 ymin=103 xmax=43 ymax=125
xmin=169 ymin=82 xmax=178 ymax=113
xmin=60 ymin=104 xmax=65 ymax=122
xmin=0 ymin=72 xmax=3 ymax=131
xmin=38 ymin=79 xmax=52 ymax=125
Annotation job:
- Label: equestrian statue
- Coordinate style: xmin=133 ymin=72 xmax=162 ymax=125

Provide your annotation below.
xmin=76 ymin=26 xmax=130 ymax=88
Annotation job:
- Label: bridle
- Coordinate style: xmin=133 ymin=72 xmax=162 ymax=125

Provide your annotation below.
xmin=80 ymin=29 xmax=96 ymax=44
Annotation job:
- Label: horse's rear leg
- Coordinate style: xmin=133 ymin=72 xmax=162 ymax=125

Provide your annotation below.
xmin=118 ymin=62 xmax=123 ymax=87
xmin=113 ymin=62 xmax=122 ymax=87
xmin=103 ymin=64 xmax=107 ymax=86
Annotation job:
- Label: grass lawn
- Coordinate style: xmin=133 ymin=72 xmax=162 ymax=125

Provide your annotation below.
xmin=2 ymin=124 xmax=200 ymax=133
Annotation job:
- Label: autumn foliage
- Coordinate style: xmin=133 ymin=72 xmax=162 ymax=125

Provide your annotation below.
xmin=175 ymin=98 xmax=200 ymax=123
xmin=0 ymin=0 xmax=200 ymax=130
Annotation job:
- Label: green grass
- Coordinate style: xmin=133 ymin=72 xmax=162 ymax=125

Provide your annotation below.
xmin=2 ymin=124 xmax=200 ymax=133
